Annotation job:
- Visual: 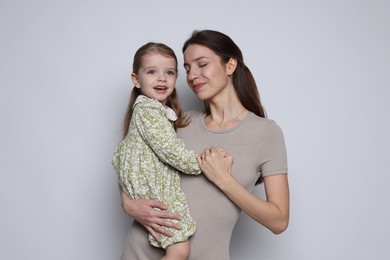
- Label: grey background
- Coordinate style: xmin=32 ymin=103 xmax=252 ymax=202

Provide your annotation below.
xmin=1 ymin=0 xmax=389 ymax=259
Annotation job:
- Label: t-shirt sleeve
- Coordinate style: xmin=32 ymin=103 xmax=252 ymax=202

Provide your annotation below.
xmin=134 ymin=101 xmax=201 ymax=175
xmin=260 ymin=121 xmax=288 ymax=177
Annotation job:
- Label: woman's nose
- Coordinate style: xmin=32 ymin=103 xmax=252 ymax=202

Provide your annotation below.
xmin=187 ymin=69 xmax=197 ymax=81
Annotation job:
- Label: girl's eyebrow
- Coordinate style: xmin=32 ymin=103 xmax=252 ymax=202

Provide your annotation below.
xmin=143 ymin=66 xmax=176 ymax=70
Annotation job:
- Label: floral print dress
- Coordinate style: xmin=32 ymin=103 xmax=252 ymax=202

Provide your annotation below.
xmin=112 ymin=95 xmax=201 ymax=249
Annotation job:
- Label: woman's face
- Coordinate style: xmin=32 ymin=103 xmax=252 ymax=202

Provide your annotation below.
xmin=183 ymin=44 xmax=231 ymax=101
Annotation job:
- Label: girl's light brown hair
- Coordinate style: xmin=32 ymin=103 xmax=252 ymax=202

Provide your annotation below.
xmin=122 ymin=42 xmax=189 ymax=138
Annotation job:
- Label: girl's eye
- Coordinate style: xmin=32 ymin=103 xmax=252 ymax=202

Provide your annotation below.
xmin=167 ymin=70 xmax=176 ymax=76
xmin=146 ymin=70 xmax=156 ymax=74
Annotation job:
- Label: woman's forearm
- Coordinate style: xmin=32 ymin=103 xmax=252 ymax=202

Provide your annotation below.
xmin=218 ymin=174 xmax=289 ymax=234
xmin=198 ymin=146 xmax=290 ymax=234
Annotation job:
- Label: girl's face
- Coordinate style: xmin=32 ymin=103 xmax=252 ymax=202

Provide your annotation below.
xmin=132 ymin=53 xmax=177 ymax=105
xmin=183 ymin=44 xmax=233 ymax=101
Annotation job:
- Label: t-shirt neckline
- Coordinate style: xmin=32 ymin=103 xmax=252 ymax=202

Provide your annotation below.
xmin=200 ymin=112 xmax=252 ymax=133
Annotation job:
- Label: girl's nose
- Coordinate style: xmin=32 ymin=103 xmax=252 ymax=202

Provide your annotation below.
xmin=157 ymin=73 xmax=166 ymax=81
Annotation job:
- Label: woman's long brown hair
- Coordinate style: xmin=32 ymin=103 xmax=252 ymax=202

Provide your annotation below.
xmin=183 ymin=30 xmax=267 ymax=184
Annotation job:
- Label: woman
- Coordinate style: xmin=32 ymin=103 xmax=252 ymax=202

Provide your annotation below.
xmin=119 ymin=30 xmax=289 ymax=260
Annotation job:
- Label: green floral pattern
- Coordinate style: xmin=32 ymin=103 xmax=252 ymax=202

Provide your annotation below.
xmin=112 ymin=97 xmax=200 ymax=249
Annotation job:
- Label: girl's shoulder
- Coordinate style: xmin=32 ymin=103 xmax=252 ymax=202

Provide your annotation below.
xmin=133 ymin=95 xmax=163 ymax=110
xmin=184 ymin=110 xmax=204 ymax=118
xmin=184 ymin=110 xmax=205 ymax=124
xmin=134 ymin=96 xmax=177 ymax=121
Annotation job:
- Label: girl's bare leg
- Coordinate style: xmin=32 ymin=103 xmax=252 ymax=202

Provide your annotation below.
xmin=161 ymin=240 xmax=190 ymax=260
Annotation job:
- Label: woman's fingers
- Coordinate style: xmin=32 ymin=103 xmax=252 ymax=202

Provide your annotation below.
xmin=120 ymin=194 xmax=183 ymax=239
xmin=200 ymin=146 xmax=227 ymax=160
xmin=151 ymin=224 xmax=173 ymax=238
xmin=150 ymin=205 xmax=182 ymax=222
xmin=215 ymin=146 xmax=228 ymax=157
xmin=147 ymin=212 xmax=181 ymax=238
xmin=146 ymin=200 xmax=168 ymax=211
xmin=146 ymin=226 xmax=161 ymax=242
xmin=152 ymin=212 xmax=181 ymax=230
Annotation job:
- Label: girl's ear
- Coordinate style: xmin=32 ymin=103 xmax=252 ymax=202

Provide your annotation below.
xmin=226 ymin=58 xmax=238 ymax=76
xmin=131 ymin=73 xmax=141 ymax=88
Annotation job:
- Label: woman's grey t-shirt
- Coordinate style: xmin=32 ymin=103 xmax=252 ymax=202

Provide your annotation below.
xmin=121 ymin=111 xmax=288 ymax=260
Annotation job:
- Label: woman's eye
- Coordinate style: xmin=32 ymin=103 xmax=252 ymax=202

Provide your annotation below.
xmin=199 ymin=63 xmax=207 ymax=68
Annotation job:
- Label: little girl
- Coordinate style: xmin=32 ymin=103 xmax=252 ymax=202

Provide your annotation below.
xmin=112 ymin=42 xmax=200 ymax=260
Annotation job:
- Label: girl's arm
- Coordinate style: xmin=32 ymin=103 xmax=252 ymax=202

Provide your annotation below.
xmin=135 ymin=101 xmax=200 ymax=175
xmin=120 ymin=189 xmax=182 ymax=242
xmin=197 ymin=147 xmax=289 ymax=234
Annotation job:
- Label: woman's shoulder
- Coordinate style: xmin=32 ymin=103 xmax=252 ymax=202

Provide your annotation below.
xmin=248 ymin=112 xmax=277 ymax=125
xmin=247 ymin=113 xmax=284 ymax=133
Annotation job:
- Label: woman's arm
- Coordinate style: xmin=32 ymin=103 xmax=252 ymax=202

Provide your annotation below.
xmin=197 ymin=147 xmax=289 ymax=234
xmin=120 ymin=190 xmax=182 ymax=241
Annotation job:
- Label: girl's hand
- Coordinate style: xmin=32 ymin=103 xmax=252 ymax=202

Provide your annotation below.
xmin=120 ymin=191 xmax=182 ymax=242
xmin=197 ymin=146 xmax=234 ymax=187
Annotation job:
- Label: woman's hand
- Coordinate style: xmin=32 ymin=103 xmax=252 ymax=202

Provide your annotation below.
xmin=197 ymin=146 xmax=234 ymax=188
xmin=120 ymin=191 xmax=182 ymax=242
xmin=197 ymin=148 xmax=289 ymax=234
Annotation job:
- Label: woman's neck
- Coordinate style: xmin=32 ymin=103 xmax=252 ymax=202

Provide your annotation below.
xmin=206 ymin=92 xmax=248 ymax=130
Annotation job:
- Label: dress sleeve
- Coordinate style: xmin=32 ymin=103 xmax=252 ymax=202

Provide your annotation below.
xmin=133 ymin=101 xmax=201 ymax=175
xmin=260 ymin=121 xmax=288 ymax=177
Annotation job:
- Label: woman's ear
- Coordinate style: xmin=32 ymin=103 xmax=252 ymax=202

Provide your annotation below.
xmin=226 ymin=58 xmax=238 ymax=76
xmin=131 ymin=73 xmax=141 ymax=88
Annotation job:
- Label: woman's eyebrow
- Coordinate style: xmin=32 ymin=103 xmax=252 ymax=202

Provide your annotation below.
xmin=183 ymin=56 xmax=209 ymax=67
